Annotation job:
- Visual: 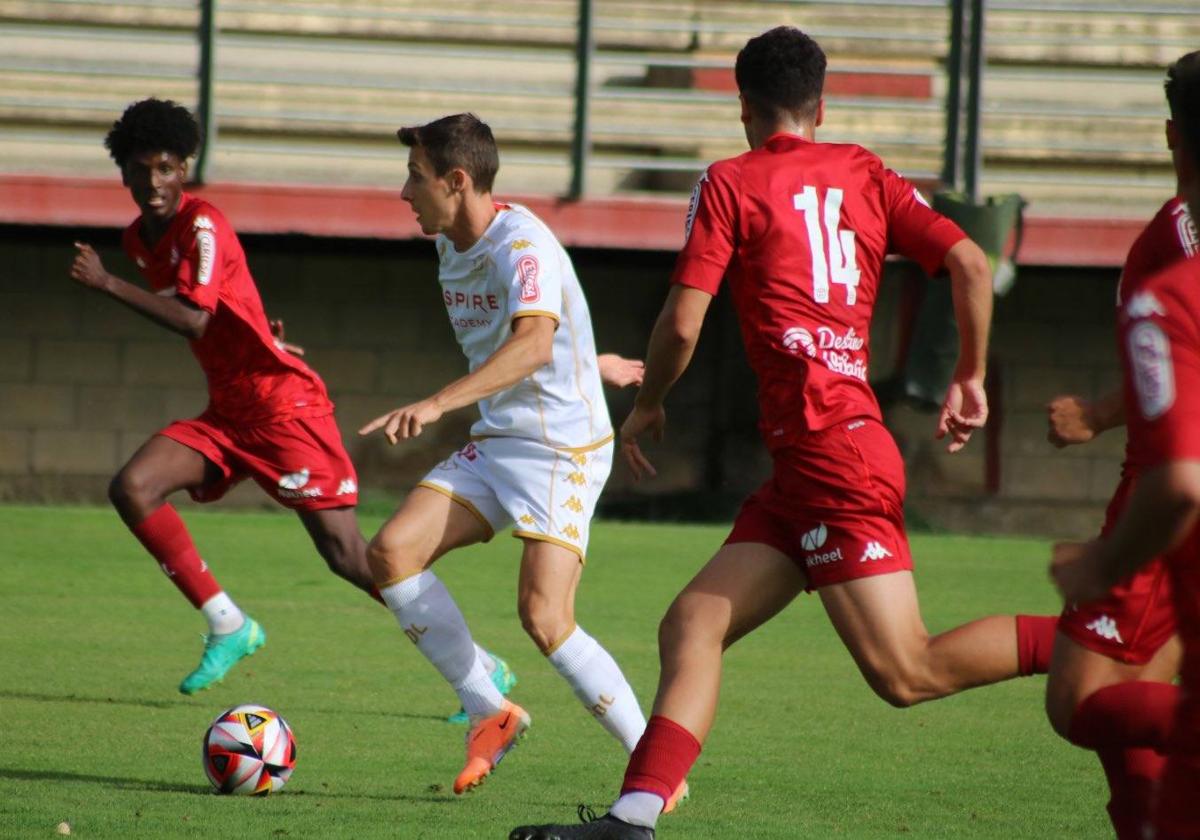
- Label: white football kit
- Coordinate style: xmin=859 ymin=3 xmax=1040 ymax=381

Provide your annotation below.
xmin=420 ymin=203 xmax=613 ymax=558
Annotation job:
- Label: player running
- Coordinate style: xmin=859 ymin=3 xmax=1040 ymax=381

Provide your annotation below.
xmin=359 ymin=113 xmax=684 ymax=802
xmin=1043 ymin=52 xmax=1199 ymax=840
xmin=67 ymin=98 xmax=522 ymax=703
xmin=1052 ymin=75 xmax=1200 ymax=839
xmin=510 ymin=26 xmax=1057 ymax=839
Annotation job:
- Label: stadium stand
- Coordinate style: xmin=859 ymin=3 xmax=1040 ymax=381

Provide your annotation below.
xmin=1 ymin=0 xmax=1196 ymax=218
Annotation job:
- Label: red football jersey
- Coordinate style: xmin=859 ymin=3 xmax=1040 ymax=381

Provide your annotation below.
xmin=672 ymin=133 xmax=966 ymax=445
xmin=1116 ymin=197 xmax=1197 ymax=474
xmin=1120 ymin=254 xmax=1200 ymax=470
xmin=122 ymin=193 xmax=333 ymax=425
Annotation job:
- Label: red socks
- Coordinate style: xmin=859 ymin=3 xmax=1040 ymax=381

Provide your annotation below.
xmin=1015 ymin=614 xmax=1057 ymax=676
xmin=131 ymin=504 xmax=221 ymax=608
xmin=1069 ymin=681 xmax=1181 ymax=840
xmin=621 ymin=716 xmax=701 ymax=802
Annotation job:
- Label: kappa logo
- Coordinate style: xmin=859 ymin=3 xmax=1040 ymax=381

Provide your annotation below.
xmin=136 ymin=256 xmax=147 ymax=268
xmin=1125 ymin=292 xmax=1166 ymax=320
xmin=516 ymin=254 xmax=541 ymax=303
xmin=336 ymin=478 xmax=357 ymax=496
xmin=1128 ymin=320 xmax=1175 ymax=420
xmin=860 ymin=541 xmax=893 ymax=562
xmin=1085 ymin=615 xmax=1124 ymax=644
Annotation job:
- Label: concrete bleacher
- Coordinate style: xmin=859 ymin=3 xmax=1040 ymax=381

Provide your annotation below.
xmin=0 ymin=0 xmax=1197 ymax=217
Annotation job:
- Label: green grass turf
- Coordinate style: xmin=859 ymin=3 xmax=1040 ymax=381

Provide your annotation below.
xmin=0 ymin=504 xmax=1108 ymax=839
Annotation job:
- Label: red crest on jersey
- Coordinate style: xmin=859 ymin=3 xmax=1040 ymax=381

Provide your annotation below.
xmin=517 ymin=254 xmax=540 ymax=303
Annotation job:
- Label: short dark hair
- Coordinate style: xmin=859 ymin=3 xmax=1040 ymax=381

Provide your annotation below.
xmin=397 ymin=113 xmax=499 ymax=193
xmin=735 ymin=26 xmax=827 ymax=121
xmin=1166 ymin=51 xmax=1200 ymax=171
xmin=104 ymin=98 xmax=201 ymax=169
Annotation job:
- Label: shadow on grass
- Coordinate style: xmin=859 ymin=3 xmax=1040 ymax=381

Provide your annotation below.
xmin=0 ymin=767 xmax=454 ymax=804
xmin=0 ymin=689 xmax=444 ymax=722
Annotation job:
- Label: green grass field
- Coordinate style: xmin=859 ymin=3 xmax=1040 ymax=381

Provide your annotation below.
xmin=1 ymin=505 xmax=1107 ymax=839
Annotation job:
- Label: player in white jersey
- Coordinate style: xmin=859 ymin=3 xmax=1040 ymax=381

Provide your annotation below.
xmin=360 ymin=114 xmax=680 ymax=804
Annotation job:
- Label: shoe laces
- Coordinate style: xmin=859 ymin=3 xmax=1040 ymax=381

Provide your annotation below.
xmin=577 ymin=804 xmax=600 ymax=824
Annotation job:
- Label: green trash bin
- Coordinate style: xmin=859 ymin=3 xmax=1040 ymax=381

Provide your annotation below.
xmin=899 ymin=192 xmax=1025 ymax=407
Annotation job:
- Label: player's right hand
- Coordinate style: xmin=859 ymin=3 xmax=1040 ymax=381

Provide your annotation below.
xmin=69 ymin=242 xmax=112 ymax=291
xmin=1046 ymin=395 xmax=1096 ymax=448
xmin=936 ymin=378 xmax=988 ymax=453
xmin=1049 ymin=539 xmax=1110 ymax=605
xmin=619 ymin=402 xmax=666 ymax=481
xmin=359 ymin=399 xmax=444 ymax=445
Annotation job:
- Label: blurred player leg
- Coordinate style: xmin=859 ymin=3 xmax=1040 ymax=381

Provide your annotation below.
xmin=1046 ymin=634 xmax=1181 ymax=839
xmin=518 ymin=538 xmax=646 ymax=752
xmin=297 ymin=506 xmax=377 ymax=596
xmin=819 ymin=570 xmax=1047 ymax=707
xmin=110 ymin=434 xmax=262 ymax=693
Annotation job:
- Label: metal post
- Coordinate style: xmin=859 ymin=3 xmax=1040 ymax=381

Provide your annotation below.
xmin=941 ymin=0 xmax=966 ymax=190
xmin=964 ymin=0 xmax=986 ymax=202
xmin=568 ymin=0 xmax=594 ymax=200
xmin=194 ymin=0 xmax=216 ymax=185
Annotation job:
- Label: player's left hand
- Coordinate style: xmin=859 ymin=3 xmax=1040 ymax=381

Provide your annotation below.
xmin=1049 ymin=539 xmax=1111 ymax=604
xmin=936 ymin=378 xmax=988 ymax=453
xmin=69 ymin=242 xmax=113 ymax=291
xmin=619 ymin=402 xmax=666 ymax=481
xmin=597 ymin=354 xmax=645 ymax=389
xmin=269 ymin=319 xmax=306 ymax=356
xmin=359 ymin=399 xmax=444 ymax=444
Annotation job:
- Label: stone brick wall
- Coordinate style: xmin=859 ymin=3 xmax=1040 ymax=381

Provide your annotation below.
xmin=0 ymin=225 xmax=1121 ymax=536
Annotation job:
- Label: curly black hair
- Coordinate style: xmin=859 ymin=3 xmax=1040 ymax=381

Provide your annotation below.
xmin=735 ymin=26 xmax=826 ymax=121
xmin=104 ymin=98 xmax=201 ymax=169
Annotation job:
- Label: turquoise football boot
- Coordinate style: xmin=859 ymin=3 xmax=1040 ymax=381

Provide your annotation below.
xmin=447 ymin=651 xmax=518 ymax=724
xmin=179 ymin=617 xmax=266 ymax=695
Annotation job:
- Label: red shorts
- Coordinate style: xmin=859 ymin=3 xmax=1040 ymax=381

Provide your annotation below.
xmin=1057 ymin=475 xmax=1176 ymax=665
xmin=159 ymin=411 xmax=359 ymax=512
xmin=726 ymin=417 xmax=913 ymax=590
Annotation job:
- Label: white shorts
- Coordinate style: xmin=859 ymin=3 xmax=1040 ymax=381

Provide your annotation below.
xmin=419 ymin=435 xmax=614 ymax=560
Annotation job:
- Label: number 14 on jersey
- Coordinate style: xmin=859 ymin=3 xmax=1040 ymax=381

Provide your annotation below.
xmin=794 ymin=186 xmax=861 ymax=305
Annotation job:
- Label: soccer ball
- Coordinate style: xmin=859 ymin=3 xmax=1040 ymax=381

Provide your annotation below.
xmin=202 ymin=704 xmax=297 ymax=795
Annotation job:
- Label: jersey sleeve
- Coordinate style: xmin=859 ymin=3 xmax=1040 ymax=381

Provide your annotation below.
xmin=501 ymin=230 xmax=562 ymax=327
xmin=172 ymin=211 xmax=224 ymax=313
xmin=670 ymin=161 xmax=739 ymax=295
xmin=1122 ymin=274 xmax=1200 ymax=466
xmin=881 ymin=168 xmax=966 ymax=277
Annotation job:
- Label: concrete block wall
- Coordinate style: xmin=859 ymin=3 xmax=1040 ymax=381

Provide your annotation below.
xmin=0 ymin=225 xmax=1123 ymax=536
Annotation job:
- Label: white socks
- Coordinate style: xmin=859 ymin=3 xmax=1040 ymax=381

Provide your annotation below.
xmin=610 ymin=792 xmax=665 ymax=829
xmin=547 ymin=625 xmax=647 ymax=753
xmin=379 ymin=571 xmax=504 ymax=718
xmin=199 ymin=592 xmax=245 ymax=636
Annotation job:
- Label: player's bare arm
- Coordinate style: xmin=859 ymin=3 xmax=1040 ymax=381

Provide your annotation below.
xmin=69 ymin=241 xmax=210 ymax=339
xmin=360 ymin=314 xmax=555 ymax=444
xmin=597 ymin=354 xmax=644 ymax=388
xmin=1051 ymin=460 xmax=1200 ymax=603
xmin=620 ymin=285 xmax=712 ymax=480
xmin=938 ymin=237 xmax=993 ymax=453
xmin=1046 ymin=389 xmax=1125 ymax=447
